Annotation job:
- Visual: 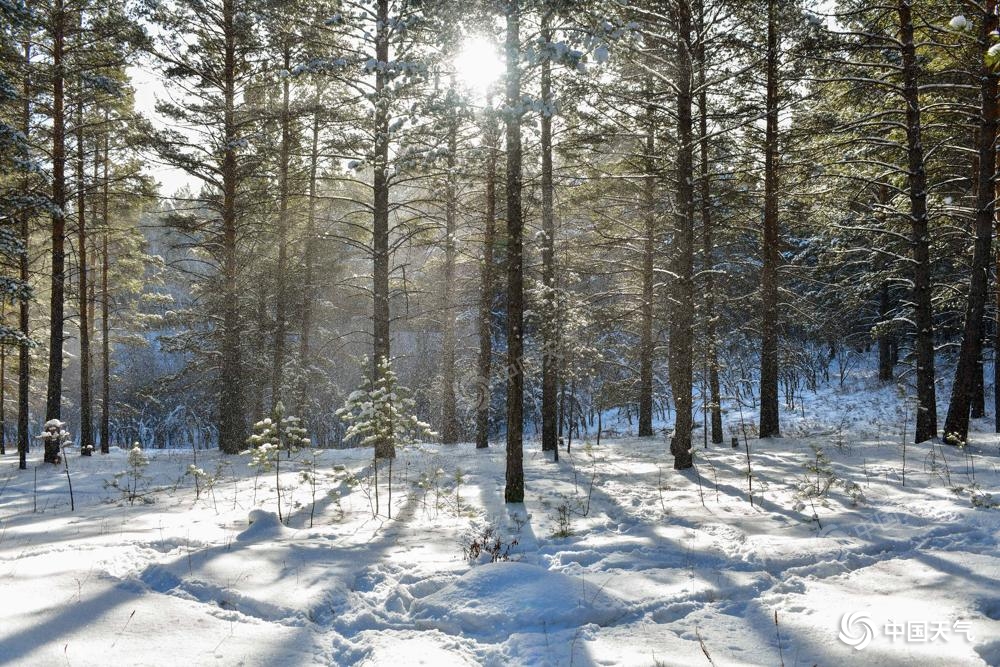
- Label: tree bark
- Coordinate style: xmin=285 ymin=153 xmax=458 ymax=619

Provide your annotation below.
xmin=475 ymin=105 xmax=498 ymax=450
xmin=297 ymin=106 xmax=320 ymax=416
xmin=504 ymin=0 xmax=525 ymax=501
xmin=758 ymin=0 xmax=781 ymax=439
xmin=996 ymin=136 xmax=1000 ymax=434
xmin=18 ymin=21 xmax=31 ymax=469
xmin=440 ymin=81 xmax=459 ymax=443
xmin=76 ymin=59 xmax=92 ymax=455
xmin=218 ymin=0 xmax=245 ymax=453
xmin=100 ymin=118 xmax=110 ymax=453
xmin=271 ymin=43 xmax=292 ymax=408
xmin=669 ymin=0 xmax=695 ymax=470
xmin=1 ymin=314 xmax=6 ymax=455
xmin=943 ymin=0 xmax=997 ymax=444
xmin=638 ymin=77 xmax=655 ymax=438
xmin=898 ymin=0 xmax=937 ymax=443
xmin=46 ymin=0 xmax=67 ymax=422
xmin=372 ymin=0 xmax=393 ymax=459
xmin=540 ymin=13 xmax=558 ymax=452
xmin=697 ymin=1 xmax=722 ymax=444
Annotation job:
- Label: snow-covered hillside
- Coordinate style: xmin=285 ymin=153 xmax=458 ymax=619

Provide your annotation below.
xmin=1 ymin=408 xmax=999 ymax=665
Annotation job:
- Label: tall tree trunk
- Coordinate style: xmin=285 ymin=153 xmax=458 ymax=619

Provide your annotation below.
xmin=272 ymin=44 xmax=292 ymax=408
xmin=504 ymin=0 xmax=525 ymax=501
xmin=540 ymin=13 xmax=558 ymax=452
xmin=101 ymin=222 xmax=110 ymax=452
xmin=218 ymin=0 xmax=245 ymax=453
xmin=669 ymin=0 xmax=695 ymax=470
xmin=76 ymin=66 xmax=92 ymax=455
xmin=46 ymin=0 xmax=67 ymax=422
xmin=440 ymin=81 xmax=459 ymax=443
xmin=996 ymin=142 xmax=1000 ymax=434
xmin=98 ymin=112 xmax=110 ymax=453
xmin=638 ymin=75 xmax=657 ymax=438
xmin=898 ymin=0 xmax=937 ymax=443
xmin=638 ymin=78 xmax=655 ymax=438
xmin=758 ymin=0 xmax=781 ymax=439
xmin=476 ymin=104 xmax=498 ymax=450
xmin=18 ymin=21 xmax=31 ymax=469
xmin=943 ymin=0 xmax=997 ymax=444
xmin=1 ymin=312 xmax=6 ymax=455
xmin=697 ymin=2 xmax=722 ymax=444
xmin=372 ymin=0 xmax=393 ymax=459
xmin=297 ymin=106 xmax=320 ymax=416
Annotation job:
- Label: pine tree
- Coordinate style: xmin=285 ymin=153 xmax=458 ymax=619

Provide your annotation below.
xmin=0 ymin=0 xmax=40 ymax=470
xmin=246 ymin=400 xmax=310 ymax=522
xmin=337 ymin=357 xmax=434 ymax=458
xmin=503 ymin=0 xmax=526 ymax=502
xmin=145 ymin=0 xmax=263 ymax=453
xmin=943 ymin=5 xmax=999 ymax=445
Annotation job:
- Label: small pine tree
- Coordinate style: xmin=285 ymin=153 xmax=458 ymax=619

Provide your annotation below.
xmin=337 ymin=357 xmax=434 ymax=517
xmin=124 ymin=443 xmax=150 ymax=504
xmin=107 ymin=442 xmax=151 ymax=505
xmin=337 ymin=357 xmax=434 ymax=460
xmin=245 ymin=401 xmax=310 ymax=524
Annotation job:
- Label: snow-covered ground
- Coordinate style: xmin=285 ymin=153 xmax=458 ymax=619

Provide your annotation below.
xmin=2 ymin=376 xmax=999 ymax=665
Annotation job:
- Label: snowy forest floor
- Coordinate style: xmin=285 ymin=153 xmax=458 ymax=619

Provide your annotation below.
xmin=2 ymin=380 xmax=1000 ymax=665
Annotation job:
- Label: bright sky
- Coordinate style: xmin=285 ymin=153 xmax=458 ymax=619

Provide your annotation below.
xmin=128 ymin=35 xmax=505 ymax=198
xmin=455 ymin=36 xmax=505 ymax=96
xmin=128 ymin=64 xmax=200 ymax=197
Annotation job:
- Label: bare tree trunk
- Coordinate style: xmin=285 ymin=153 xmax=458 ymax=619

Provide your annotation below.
xmin=18 ymin=20 xmax=31 ymax=469
xmin=372 ymin=0 xmax=393 ymax=459
xmin=504 ymin=0 xmax=525 ymax=501
xmin=944 ymin=0 xmax=997 ymax=444
xmin=1 ymin=312 xmax=6 ymax=455
xmin=540 ymin=12 xmax=558 ymax=453
xmin=76 ymin=63 xmax=93 ymax=455
xmin=898 ymin=0 xmax=937 ymax=443
xmin=100 ymin=115 xmax=110 ymax=453
xmin=638 ymin=77 xmax=655 ymax=438
xmin=440 ymin=81 xmax=459 ymax=443
xmin=271 ymin=44 xmax=293 ymax=408
xmin=669 ymin=0 xmax=695 ymax=470
xmin=758 ymin=0 xmax=781 ymax=439
xmin=297 ymin=106 xmax=320 ymax=416
xmin=218 ymin=0 xmax=245 ymax=453
xmin=46 ymin=0 xmax=67 ymax=422
xmin=697 ymin=3 xmax=722 ymax=444
xmin=996 ymin=143 xmax=1000 ymax=434
xmin=475 ymin=105 xmax=499 ymax=450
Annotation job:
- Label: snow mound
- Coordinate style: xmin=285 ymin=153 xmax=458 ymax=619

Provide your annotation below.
xmin=357 ymin=629 xmax=479 ymax=666
xmin=410 ymin=562 xmax=626 ymax=640
xmin=237 ymin=510 xmax=289 ymax=542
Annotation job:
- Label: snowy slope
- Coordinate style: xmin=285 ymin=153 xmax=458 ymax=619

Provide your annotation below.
xmin=1 ymin=392 xmax=999 ymax=665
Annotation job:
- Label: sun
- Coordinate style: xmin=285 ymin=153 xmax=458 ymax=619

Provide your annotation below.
xmin=454 ymin=36 xmax=504 ymax=96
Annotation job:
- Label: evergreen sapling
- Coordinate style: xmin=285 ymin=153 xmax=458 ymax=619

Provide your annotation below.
xmin=246 ymin=401 xmax=311 ymax=524
xmin=337 ymin=357 xmax=434 ymax=518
